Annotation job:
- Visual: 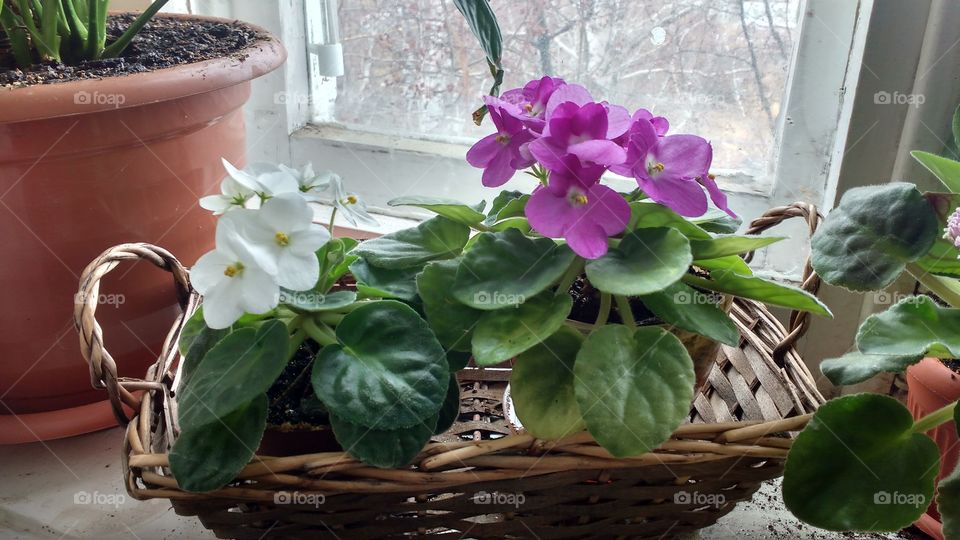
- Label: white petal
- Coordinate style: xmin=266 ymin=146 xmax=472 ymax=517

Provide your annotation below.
xmin=276 ymin=250 xmax=320 ymax=290
xmin=221 ymin=176 xmax=254 ymax=198
xmin=258 ymin=171 xmax=299 ymax=196
xmin=199 ymin=195 xmax=231 ymax=214
xmin=218 ymin=216 xmax=279 ymax=275
xmin=330 ymin=174 xmax=346 ymax=201
xmin=190 ymin=250 xmax=234 ymax=294
xmin=239 ymin=268 xmax=281 ymax=314
xmin=222 ymin=158 xmax=261 ymax=191
xmin=202 ymin=279 xmax=245 ymax=329
xmin=260 ymin=193 xmax=314 ymax=232
xmin=290 ymin=225 xmax=331 ymax=255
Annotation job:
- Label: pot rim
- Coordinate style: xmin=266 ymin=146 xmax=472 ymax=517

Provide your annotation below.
xmin=0 ymin=12 xmax=287 ymax=124
xmin=906 ymin=357 xmax=960 ymax=403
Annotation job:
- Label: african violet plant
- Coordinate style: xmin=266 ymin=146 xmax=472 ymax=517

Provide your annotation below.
xmin=781 ymin=110 xmax=960 ymax=538
xmin=168 ymin=77 xmax=832 ymax=493
xmin=0 ymin=0 xmax=169 ymax=69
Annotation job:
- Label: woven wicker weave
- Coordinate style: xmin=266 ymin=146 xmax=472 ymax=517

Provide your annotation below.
xmin=74 ymin=203 xmax=825 ymax=539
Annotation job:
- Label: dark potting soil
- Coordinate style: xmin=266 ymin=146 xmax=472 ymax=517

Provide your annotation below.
xmin=944 ymin=359 xmax=960 ymax=374
xmin=265 ymin=340 xmax=330 ymax=430
xmin=0 ymin=14 xmax=265 ymax=87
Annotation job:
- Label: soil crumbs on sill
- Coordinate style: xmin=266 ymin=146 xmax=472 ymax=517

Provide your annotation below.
xmin=1 ymin=14 xmax=265 ymax=87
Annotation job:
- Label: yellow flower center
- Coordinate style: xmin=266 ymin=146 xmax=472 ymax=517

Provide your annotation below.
xmin=495 ymin=134 xmax=510 ymax=144
xmin=650 ymin=162 xmax=665 ymax=174
xmin=708 ymin=173 xmax=716 ymax=180
xmin=223 ymin=262 xmax=244 ymax=278
xmin=345 ymin=195 xmax=358 ymax=205
xmin=567 ymin=189 xmax=589 ymax=207
xmin=523 ymin=103 xmax=534 ymax=112
xmin=275 ymin=232 xmax=290 ymax=246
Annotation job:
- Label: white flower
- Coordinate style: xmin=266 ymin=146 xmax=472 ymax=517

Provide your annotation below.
xmin=331 ymin=174 xmax=379 ymax=227
xmin=191 ymin=219 xmax=280 ymax=329
xmin=199 ymin=176 xmax=256 ymax=215
xmin=227 ymin=193 xmax=331 ymax=290
xmin=222 ymin=158 xmax=299 ymax=197
xmin=279 ymin=162 xmax=334 ymax=201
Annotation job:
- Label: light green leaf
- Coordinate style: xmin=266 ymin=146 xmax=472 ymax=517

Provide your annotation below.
xmin=639 ymin=283 xmax=739 ymax=346
xmin=691 ymin=209 xmax=743 ymax=234
xmin=279 ymin=289 xmax=357 ymax=312
xmin=683 ymin=272 xmax=831 ymax=317
xmin=940 ymin=461 xmax=960 ymax=540
xmin=484 ymin=190 xmax=526 ymax=225
xmin=783 ymin=394 xmax=939 ymax=532
xmin=913 ymin=150 xmax=960 ymax=193
xmin=349 ymin=258 xmax=420 ymax=302
xmin=511 ymin=327 xmax=585 ymax=440
xmin=574 ymin=326 xmax=695 ymax=457
xmin=170 ymin=394 xmax=267 ymax=492
xmin=452 ymin=229 xmax=575 ymax=310
xmin=177 ymin=321 xmax=288 ymax=430
xmin=585 ymin=227 xmax=692 ymax=296
xmin=472 ymin=292 xmax=572 ymax=366
xmin=353 ymin=216 xmax=469 ymax=269
xmin=317 ymin=237 xmax=359 ymax=291
xmin=690 ymin=235 xmax=785 ymax=260
xmin=629 ymin=202 xmax=711 ymax=240
xmin=330 ymin=412 xmax=435 ymax=469
xmin=694 ymin=254 xmax=754 ymax=276
xmin=820 ymin=352 xmax=924 ymax=386
xmin=856 ymin=296 xmax=960 ymax=358
xmin=311 ymin=301 xmax=449 ymax=430
xmin=388 ymin=196 xmax=486 ymax=226
xmin=811 ymin=183 xmax=938 ymax=291
xmin=417 ymin=259 xmax=483 ymax=352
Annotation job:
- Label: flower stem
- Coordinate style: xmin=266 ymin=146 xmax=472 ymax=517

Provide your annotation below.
xmin=614 ymin=295 xmax=637 ymax=328
xmin=595 ymin=292 xmax=612 ymax=328
xmin=328 ymin=207 xmax=339 ymax=235
xmin=287 ymin=328 xmax=307 ymax=361
xmin=906 ymin=263 xmax=960 ymax=308
xmin=556 ymin=258 xmax=585 ymax=295
xmin=302 ymin=317 xmax=337 ymax=346
xmin=911 ymin=401 xmax=957 ymax=434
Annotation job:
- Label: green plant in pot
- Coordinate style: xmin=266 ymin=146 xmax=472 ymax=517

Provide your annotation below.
xmin=169 ymin=75 xmax=833 ymax=492
xmin=781 ymin=112 xmax=960 ymax=538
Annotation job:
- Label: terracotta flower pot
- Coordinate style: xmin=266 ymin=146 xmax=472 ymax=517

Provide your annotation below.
xmin=0 ymin=14 xmax=285 ymax=444
xmin=906 ymin=357 xmax=960 ymax=540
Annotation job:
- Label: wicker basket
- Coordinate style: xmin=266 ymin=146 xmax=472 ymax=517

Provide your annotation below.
xmin=74 ymin=203 xmax=826 ymax=539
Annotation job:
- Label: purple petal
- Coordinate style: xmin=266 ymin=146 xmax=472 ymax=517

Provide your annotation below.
xmin=698 ymin=174 xmax=737 ymax=218
xmin=568 ymin=139 xmax=627 ymax=167
xmin=466 ymin=134 xmax=501 ymax=168
xmin=525 ymin=185 xmax=575 ymax=238
xmin=651 ymin=116 xmax=670 ymax=135
xmin=481 ymin=150 xmax=516 ymax=188
xmin=528 ymin=137 xmax=569 ymax=171
xmin=543 ymin=101 xmax=579 ymax=138
xmin=549 ymin=155 xmax=604 ymax=194
xmin=565 ymin=219 xmax=611 ymax=259
xmin=605 ymin=104 xmax=632 ymax=139
xmin=545 ymin=84 xmax=593 ymax=118
xmin=585 ymin=184 xmax=631 ymax=236
xmin=653 ymin=135 xmax=712 ymax=178
xmin=571 ymin=103 xmax=609 ymax=140
xmin=638 ymin=174 xmax=709 ymax=217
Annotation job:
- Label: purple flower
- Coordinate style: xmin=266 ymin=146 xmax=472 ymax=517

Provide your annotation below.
xmin=945 ymin=207 xmax=960 ymax=250
xmin=529 ymin=104 xmax=628 ymax=173
xmin=466 ymin=96 xmax=537 ymax=187
xmin=525 ymin=156 xmax=630 ymax=259
xmin=615 ymin=117 xmax=735 ymax=218
xmin=501 ymin=76 xmax=566 ymax=132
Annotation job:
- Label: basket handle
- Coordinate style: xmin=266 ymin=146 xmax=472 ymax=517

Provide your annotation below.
xmin=74 ymin=243 xmax=191 ymax=425
xmin=743 ymin=202 xmax=823 ymax=360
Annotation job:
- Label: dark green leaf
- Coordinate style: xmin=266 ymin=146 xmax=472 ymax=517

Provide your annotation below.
xmin=811 ymin=183 xmax=938 ymax=291
xmin=511 ymin=327 xmax=585 ymax=440
xmin=170 ymin=394 xmax=267 ymax=492
xmin=349 ymin=258 xmax=420 ymax=302
xmin=417 ymin=259 xmax=483 ymax=351
xmin=585 ymin=227 xmax=692 ymax=296
xmin=178 ymin=308 xmax=207 ymax=356
xmin=330 ymin=412 xmax=435 ymax=468
xmin=683 ymin=272 xmax=831 ymax=317
xmin=280 ymin=289 xmax=357 ymax=312
xmin=783 ymin=394 xmax=939 ymax=532
xmin=471 ymin=292 xmax=572 ymax=366
xmin=692 ymin=209 xmax=743 ymax=234
xmin=447 ymin=350 xmax=472 ymax=371
xmin=434 ymin=375 xmax=461 ymax=435
xmin=353 ymin=216 xmax=470 ymax=269
xmin=484 ymin=190 xmax=525 ymax=225
xmin=311 ymin=301 xmax=449 ymax=430
xmin=452 ymin=229 xmax=575 ymax=310
xmin=452 ymin=0 xmax=502 ymax=64
xmin=639 ymin=282 xmax=739 ymax=346
xmin=856 ymin=296 xmax=960 ymax=358
xmin=940 ymin=461 xmax=960 ymax=540
xmin=629 ymin=202 xmax=711 ymax=240
xmin=820 ymin=352 xmax=924 ymax=385
xmin=574 ymin=326 xmax=695 ymax=457
xmin=388 ymin=196 xmax=486 ymax=226
xmin=177 ymin=321 xmax=289 ymax=430
xmin=689 ymin=235 xmax=784 ymax=260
